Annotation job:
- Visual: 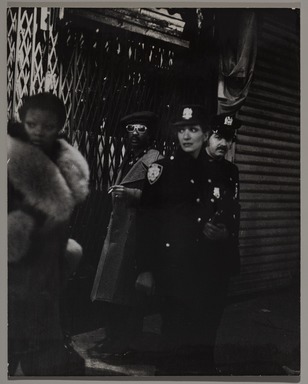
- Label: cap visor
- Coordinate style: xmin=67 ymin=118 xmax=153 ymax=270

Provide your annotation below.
xmin=172 ymin=120 xmax=200 ymax=126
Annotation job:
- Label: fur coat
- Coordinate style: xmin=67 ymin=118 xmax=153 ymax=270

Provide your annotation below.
xmin=8 ymin=134 xmax=89 ymax=354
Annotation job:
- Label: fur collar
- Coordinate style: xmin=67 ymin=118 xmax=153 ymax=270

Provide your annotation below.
xmin=8 ymin=135 xmax=89 ymax=223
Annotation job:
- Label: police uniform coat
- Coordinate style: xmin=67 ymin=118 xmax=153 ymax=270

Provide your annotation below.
xmin=8 ymin=131 xmax=89 ymax=356
xmin=91 ymin=149 xmax=162 ymax=306
xmin=136 ymin=147 xmax=240 ymax=302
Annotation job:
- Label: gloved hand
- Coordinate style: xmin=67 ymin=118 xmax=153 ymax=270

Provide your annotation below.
xmin=203 ymin=222 xmax=229 ymax=241
xmin=135 ymin=271 xmax=155 ymax=296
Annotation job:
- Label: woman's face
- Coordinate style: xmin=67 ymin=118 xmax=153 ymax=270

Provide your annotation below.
xmin=177 ymin=124 xmax=207 ymax=158
xmin=23 ymin=108 xmax=61 ymax=152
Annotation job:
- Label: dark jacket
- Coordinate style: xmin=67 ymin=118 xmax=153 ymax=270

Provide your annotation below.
xmin=135 ymin=147 xmax=240 ymax=301
xmin=8 ymin=125 xmax=89 ymax=353
xmin=91 ymin=149 xmax=163 ymax=306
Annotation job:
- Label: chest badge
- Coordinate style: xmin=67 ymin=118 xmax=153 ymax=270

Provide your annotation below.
xmin=147 ymin=163 xmax=163 ymax=184
xmin=213 ymin=187 xmax=220 ymax=199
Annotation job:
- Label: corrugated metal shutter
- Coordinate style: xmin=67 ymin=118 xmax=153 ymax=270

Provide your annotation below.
xmin=231 ymin=11 xmax=300 ymax=295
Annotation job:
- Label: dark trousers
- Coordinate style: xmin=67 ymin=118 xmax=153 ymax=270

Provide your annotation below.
xmin=8 ymin=254 xmax=85 ymax=377
xmin=156 ymin=278 xmax=229 ymax=375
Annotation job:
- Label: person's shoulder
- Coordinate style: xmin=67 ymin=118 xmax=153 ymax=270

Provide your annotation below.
xmin=57 ymin=139 xmax=90 ymax=176
xmin=8 ymin=120 xmax=29 ymax=141
xmin=145 ymin=148 xmax=161 ymax=157
xmin=7 ymin=132 xmax=36 ymax=161
xmin=152 ymin=153 xmax=176 ymax=168
xmin=222 ymin=158 xmax=239 ymax=177
xmin=223 ymin=158 xmax=238 ymax=168
xmin=142 ymin=148 xmax=163 ymax=165
xmin=58 ymin=138 xmax=84 ymax=159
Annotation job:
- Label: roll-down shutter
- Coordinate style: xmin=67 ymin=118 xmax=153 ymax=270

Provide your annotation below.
xmin=232 ymin=10 xmax=300 ymax=295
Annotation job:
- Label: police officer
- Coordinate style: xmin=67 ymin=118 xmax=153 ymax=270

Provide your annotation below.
xmin=202 ymin=112 xmax=242 ymax=275
xmin=135 ymin=106 xmax=241 ymax=375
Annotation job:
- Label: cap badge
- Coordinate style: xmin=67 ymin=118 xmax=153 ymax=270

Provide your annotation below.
xmin=147 ymin=163 xmax=163 ymax=185
xmin=182 ymin=107 xmax=193 ymax=120
xmin=224 ymin=116 xmax=233 ymax=126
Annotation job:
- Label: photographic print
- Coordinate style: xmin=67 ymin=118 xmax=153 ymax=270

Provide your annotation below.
xmin=7 ymin=6 xmax=300 ymax=378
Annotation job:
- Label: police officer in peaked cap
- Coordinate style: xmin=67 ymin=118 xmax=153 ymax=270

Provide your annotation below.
xmin=206 ymin=113 xmax=241 ymax=158
xmin=202 ymin=112 xmax=241 ymax=270
xmin=134 ymin=105 xmax=242 ymax=374
xmin=199 ymin=111 xmax=242 ymax=372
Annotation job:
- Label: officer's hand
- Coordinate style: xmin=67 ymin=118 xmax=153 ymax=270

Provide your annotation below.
xmin=135 ymin=272 xmax=155 ymax=296
xmin=203 ymin=222 xmax=229 ymax=241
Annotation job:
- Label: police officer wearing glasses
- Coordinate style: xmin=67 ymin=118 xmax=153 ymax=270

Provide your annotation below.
xmin=91 ymin=111 xmax=163 ymax=358
xmin=135 ymin=106 xmax=241 ymax=375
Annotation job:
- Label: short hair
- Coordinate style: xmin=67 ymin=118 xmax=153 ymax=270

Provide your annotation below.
xmin=18 ymin=92 xmax=66 ymax=128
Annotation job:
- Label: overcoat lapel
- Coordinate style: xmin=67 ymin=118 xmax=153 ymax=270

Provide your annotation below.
xmin=117 ymin=149 xmax=161 ymax=186
xmin=121 ymin=159 xmax=147 ymax=185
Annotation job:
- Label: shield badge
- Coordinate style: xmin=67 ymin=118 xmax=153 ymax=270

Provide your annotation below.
xmin=147 ymin=163 xmax=163 ymax=184
xmin=213 ymin=187 xmax=220 ymax=199
xmin=182 ymin=107 xmax=193 ymax=120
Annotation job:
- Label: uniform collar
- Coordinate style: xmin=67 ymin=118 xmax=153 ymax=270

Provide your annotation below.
xmin=204 ymin=147 xmax=224 ymax=162
xmin=176 ymin=146 xmax=207 ymax=162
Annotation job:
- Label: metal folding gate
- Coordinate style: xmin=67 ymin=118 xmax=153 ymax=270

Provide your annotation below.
xmin=7 ymin=7 xmax=300 ymax=295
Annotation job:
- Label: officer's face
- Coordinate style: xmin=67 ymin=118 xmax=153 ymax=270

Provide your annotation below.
xmin=23 ymin=108 xmax=60 ymax=152
xmin=177 ymin=125 xmax=207 ymax=159
xmin=127 ymin=124 xmax=150 ymax=151
xmin=206 ymin=132 xmax=233 ymax=160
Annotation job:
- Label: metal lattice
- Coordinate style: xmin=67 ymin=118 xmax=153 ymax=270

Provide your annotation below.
xmin=7 ymin=7 xmax=214 ymax=189
xmin=7 ymin=7 xmax=215 ymax=264
xmin=7 ymin=7 xmax=60 ymax=120
xmin=13 ymin=8 xmax=35 ymax=116
xmin=55 ymin=18 xmax=213 ymax=190
xmin=45 ymin=18 xmax=60 ymax=93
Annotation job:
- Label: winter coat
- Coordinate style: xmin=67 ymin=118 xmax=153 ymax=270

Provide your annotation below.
xmin=8 ymin=133 xmax=89 ymax=354
xmin=135 ymin=148 xmax=241 ymax=302
xmin=91 ymin=148 xmax=162 ymax=306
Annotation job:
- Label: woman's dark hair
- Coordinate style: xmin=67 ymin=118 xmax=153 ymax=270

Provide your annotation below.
xmin=18 ymin=92 xmax=66 ymax=128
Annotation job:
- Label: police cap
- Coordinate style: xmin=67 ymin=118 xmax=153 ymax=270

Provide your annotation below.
xmin=209 ymin=113 xmax=242 ymax=140
xmin=120 ymin=111 xmax=158 ymax=137
xmin=172 ymin=105 xmax=208 ymax=131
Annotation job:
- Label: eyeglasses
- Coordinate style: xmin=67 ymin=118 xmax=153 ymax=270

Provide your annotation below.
xmin=126 ymin=124 xmax=148 ymax=134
